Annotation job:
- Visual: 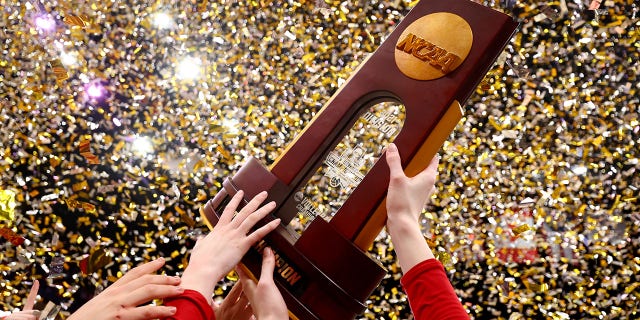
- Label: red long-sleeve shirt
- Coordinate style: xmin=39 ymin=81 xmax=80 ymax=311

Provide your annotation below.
xmin=163 ymin=289 xmax=214 ymax=320
xmin=163 ymin=258 xmax=467 ymax=320
xmin=400 ymin=259 xmax=469 ymax=320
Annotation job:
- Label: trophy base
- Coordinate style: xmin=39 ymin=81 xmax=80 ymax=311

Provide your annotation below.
xmin=201 ymin=158 xmax=387 ymax=320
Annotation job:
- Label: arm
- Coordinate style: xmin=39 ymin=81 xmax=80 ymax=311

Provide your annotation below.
xmin=384 ymin=143 xmax=468 ymax=320
xmin=385 ymin=143 xmax=437 ymax=272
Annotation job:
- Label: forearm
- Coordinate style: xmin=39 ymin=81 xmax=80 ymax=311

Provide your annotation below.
xmin=180 ymin=265 xmax=225 ymax=306
xmin=387 ymin=214 xmax=436 ymax=273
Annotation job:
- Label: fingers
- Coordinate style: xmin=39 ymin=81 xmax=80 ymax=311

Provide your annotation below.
xmin=24 ymin=279 xmax=39 ymax=310
xmin=246 ymin=218 xmax=280 ymax=244
xmin=220 ymin=191 xmax=244 ymax=225
xmin=119 ymin=305 xmax=177 ymax=320
xmin=233 ymin=191 xmax=269 ymax=228
xmin=240 ymin=200 xmax=276 ymax=232
xmin=114 ymin=258 xmax=166 ymax=288
xmin=128 ymin=283 xmax=185 ymax=306
xmin=385 ymin=143 xmax=403 ymax=180
xmin=125 ymin=275 xmax=183 ymax=306
xmin=259 ymin=248 xmax=276 ymax=283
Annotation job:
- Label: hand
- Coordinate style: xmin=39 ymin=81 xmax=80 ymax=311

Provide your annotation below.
xmin=3 ymin=280 xmax=40 ymax=320
xmin=68 ymin=258 xmax=182 ymax=320
xmin=385 ymin=143 xmax=438 ymax=272
xmin=214 ymin=281 xmax=253 ymax=320
xmin=237 ymin=247 xmax=288 ymax=320
xmin=181 ymin=190 xmax=280 ymax=305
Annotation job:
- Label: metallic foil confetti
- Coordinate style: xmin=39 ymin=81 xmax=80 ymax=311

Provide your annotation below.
xmin=0 ymin=0 xmax=638 ymax=318
xmin=48 ymin=255 xmax=66 ymax=279
xmin=511 ymin=224 xmax=533 ymax=237
xmin=79 ymin=139 xmax=100 ymax=164
xmin=62 ymin=15 xmax=89 ymax=28
xmin=0 ymin=190 xmax=17 ymax=221
xmin=79 ymin=247 xmax=112 ymax=275
xmin=0 ymin=226 xmax=25 ymax=246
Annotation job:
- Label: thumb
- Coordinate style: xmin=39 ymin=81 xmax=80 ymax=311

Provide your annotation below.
xmin=385 ymin=143 xmax=403 ymax=180
xmin=259 ymin=248 xmax=276 ymax=283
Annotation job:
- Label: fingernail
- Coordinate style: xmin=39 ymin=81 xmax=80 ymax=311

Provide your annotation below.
xmin=265 ymin=247 xmax=272 ymax=255
xmin=32 ymin=310 xmax=41 ymax=316
xmin=173 ymin=276 xmax=181 ymax=281
xmin=176 ymin=286 xmax=185 ymax=293
xmin=260 ymin=191 xmax=268 ymax=196
xmin=169 ymin=306 xmax=177 ymax=314
xmin=388 ymin=143 xmax=397 ymax=152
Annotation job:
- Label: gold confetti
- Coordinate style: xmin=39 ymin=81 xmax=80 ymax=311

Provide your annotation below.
xmin=512 ymin=224 xmax=533 ymax=237
xmin=50 ymin=59 xmax=69 ymax=82
xmin=63 ymin=14 xmax=89 ymax=28
xmin=79 ymin=138 xmax=100 ymax=164
xmin=0 ymin=190 xmax=16 ymax=221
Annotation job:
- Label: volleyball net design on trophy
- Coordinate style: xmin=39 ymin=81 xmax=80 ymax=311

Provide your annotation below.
xmin=201 ymin=0 xmax=518 ymax=318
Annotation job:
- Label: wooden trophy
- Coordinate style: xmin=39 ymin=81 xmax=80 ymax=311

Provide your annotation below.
xmin=201 ymin=0 xmax=518 ymax=318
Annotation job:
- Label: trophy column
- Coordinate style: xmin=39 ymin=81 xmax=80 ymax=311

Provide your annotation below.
xmin=202 ymin=0 xmax=518 ymax=319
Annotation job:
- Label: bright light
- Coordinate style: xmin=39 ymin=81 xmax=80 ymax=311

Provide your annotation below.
xmin=176 ymin=57 xmax=202 ymax=80
xmin=153 ymin=12 xmax=174 ymax=29
xmin=34 ymin=14 xmax=56 ymax=32
xmin=571 ymin=165 xmax=587 ymax=176
xmin=222 ymin=118 xmax=240 ymax=135
xmin=60 ymin=51 xmax=77 ymax=66
xmin=132 ymin=136 xmax=154 ymax=155
xmin=86 ymin=81 xmax=106 ymax=99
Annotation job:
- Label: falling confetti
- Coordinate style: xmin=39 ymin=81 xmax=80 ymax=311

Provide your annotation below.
xmin=0 ymin=0 xmax=638 ymax=319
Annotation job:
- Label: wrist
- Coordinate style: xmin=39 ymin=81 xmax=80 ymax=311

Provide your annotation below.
xmin=180 ymin=265 xmax=225 ymax=304
xmin=386 ymin=213 xmax=420 ymax=236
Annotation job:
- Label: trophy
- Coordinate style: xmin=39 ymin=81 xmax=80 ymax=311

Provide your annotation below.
xmin=201 ymin=0 xmax=518 ymax=318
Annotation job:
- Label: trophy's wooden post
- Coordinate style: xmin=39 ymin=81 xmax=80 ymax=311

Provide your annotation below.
xmin=202 ymin=0 xmax=518 ymax=319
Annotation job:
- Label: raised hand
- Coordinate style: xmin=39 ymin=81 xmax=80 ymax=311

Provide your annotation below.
xmin=180 ymin=190 xmax=280 ymax=305
xmin=237 ymin=247 xmax=288 ymax=320
xmin=385 ymin=143 xmax=439 ymax=272
xmin=68 ymin=258 xmax=183 ymax=320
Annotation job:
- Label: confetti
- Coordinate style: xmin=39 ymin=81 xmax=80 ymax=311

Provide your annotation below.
xmin=50 ymin=59 xmax=69 ymax=82
xmin=0 ymin=226 xmax=25 ymax=246
xmin=0 ymin=0 xmax=638 ymax=318
xmin=79 ymin=138 xmax=100 ymax=164
xmin=0 ymin=190 xmax=17 ymax=221
xmin=512 ymin=224 xmax=533 ymax=237
xmin=63 ymin=14 xmax=89 ymax=28
xmin=48 ymin=255 xmax=65 ymax=279
xmin=79 ymin=247 xmax=112 ymax=275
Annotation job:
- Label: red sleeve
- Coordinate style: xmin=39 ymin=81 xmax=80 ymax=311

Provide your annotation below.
xmin=162 ymin=289 xmax=215 ymax=320
xmin=400 ymin=259 xmax=469 ymax=320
